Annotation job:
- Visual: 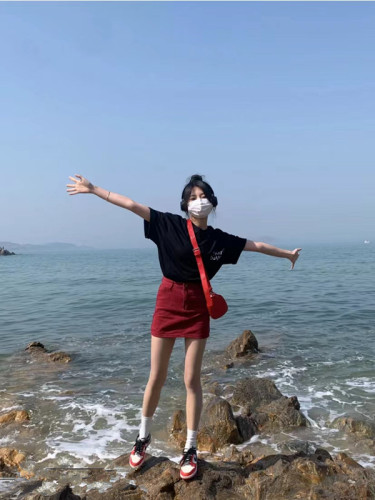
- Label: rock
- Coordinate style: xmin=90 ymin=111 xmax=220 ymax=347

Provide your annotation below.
xmin=128 ymin=454 xmax=247 ymax=500
xmin=170 ymin=410 xmax=187 ymax=449
xmin=198 ymin=397 xmax=243 ymax=452
xmin=222 ymin=445 xmax=255 ymax=466
xmin=204 ymin=330 xmax=260 ymax=372
xmin=330 ymin=416 xmax=375 ymax=439
xmin=242 ymin=449 xmax=375 ymax=500
xmin=48 ymin=352 xmax=71 ymax=363
xmin=354 ymin=438 xmax=375 ymax=455
xmin=251 ymin=395 xmax=308 ymax=433
xmin=0 ymin=479 xmax=43 ymax=500
xmin=26 ymin=341 xmax=46 ymax=351
xmin=0 ymin=447 xmax=26 ymax=469
xmin=225 ymin=330 xmax=260 ymax=359
xmin=25 ymin=342 xmax=72 ymax=363
xmin=0 ymin=247 xmax=15 ymax=256
xmin=170 ymin=398 xmax=242 ymax=452
xmin=280 ymin=440 xmax=318 ymax=455
xmin=230 ymin=377 xmax=284 ymax=414
xmin=235 ymin=415 xmax=258 ymax=442
xmin=104 ymin=447 xmax=375 ymax=500
xmin=228 ymin=378 xmax=307 ymax=434
xmin=0 ymin=409 xmax=30 ymax=426
xmin=0 ymin=447 xmax=34 ymax=481
xmin=82 ymin=479 xmax=143 ymax=499
xmin=204 ymin=381 xmax=224 ymax=396
xmin=26 ymin=483 xmax=82 ymax=499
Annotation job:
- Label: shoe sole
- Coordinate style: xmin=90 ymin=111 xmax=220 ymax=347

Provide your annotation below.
xmin=129 ymin=460 xmax=144 ymax=470
xmin=180 ymin=468 xmax=197 ymax=480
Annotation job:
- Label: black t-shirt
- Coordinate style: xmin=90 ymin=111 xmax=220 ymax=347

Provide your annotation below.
xmin=144 ymin=208 xmax=247 ymax=282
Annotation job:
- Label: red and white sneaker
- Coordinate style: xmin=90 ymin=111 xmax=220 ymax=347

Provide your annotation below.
xmin=129 ymin=433 xmax=151 ymax=469
xmin=179 ymin=447 xmax=198 ymax=480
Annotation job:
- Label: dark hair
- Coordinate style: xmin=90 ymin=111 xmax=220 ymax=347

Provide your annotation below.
xmin=180 ymin=174 xmax=218 ymax=213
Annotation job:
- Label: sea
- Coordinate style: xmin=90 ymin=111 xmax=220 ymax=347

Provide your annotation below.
xmin=0 ymin=243 xmax=374 ymax=494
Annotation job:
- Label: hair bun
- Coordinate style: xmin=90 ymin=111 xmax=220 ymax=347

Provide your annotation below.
xmin=190 ymin=174 xmax=203 ymax=182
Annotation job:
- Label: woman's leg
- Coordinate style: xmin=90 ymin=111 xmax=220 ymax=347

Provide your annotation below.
xmin=130 ymin=336 xmax=176 ymax=468
xmin=141 ymin=336 xmax=176 ymax=417
xmin=184 ymin=338 xmax=207 ymax=434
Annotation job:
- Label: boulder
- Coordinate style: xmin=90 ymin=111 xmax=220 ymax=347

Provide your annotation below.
xmin=235 ymin=415 xmax=258 ymax=441
xmin=251 ymin=395 xmax=308 ymax=433
xmin=170 ymin=397 xmax=242 ymax=452
xmin=0 ymin=247 xmax=15 ymax=256
xmin=204 ymin=330 xmax=260 ymax=372
xmin=229 ymin=377 xmax=307 ymax=434
xmin=330 ymin=416 xmax=375 ymax=439
xmin=0 ymin=409 xmax=30 ymax=426
xmin=25 ymin=342 xmax=72 ymax=363
xmin=0 ymin=447 xmax=33 ymax=480
xmin=242 ymin=449 xmax=375 ymax=500
xmin=225 ymin=330 xmax=260 ymax=359
xmin=198 ymin=397 xmax=243 ymax=452
xmin=0 ymin=447 xmax=26 ymax=470
xmin=230 ymin=377 xmax=284 ymax=414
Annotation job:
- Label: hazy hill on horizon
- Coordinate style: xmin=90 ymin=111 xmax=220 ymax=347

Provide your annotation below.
xmin=0 ymin=241 xmax=95 ymax=253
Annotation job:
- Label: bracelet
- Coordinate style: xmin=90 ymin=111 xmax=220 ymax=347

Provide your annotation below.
xmin=106 ymin=191 xmax=111 ymax=201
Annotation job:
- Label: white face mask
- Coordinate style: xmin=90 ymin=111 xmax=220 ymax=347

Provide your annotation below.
xmin=188 ymin=198 xmax=213 ymax=219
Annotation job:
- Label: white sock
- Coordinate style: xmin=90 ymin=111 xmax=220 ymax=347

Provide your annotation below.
xmin=184 ymin=429 xmax=198 ymax=451
xmin=139 ymin=415 xmax=152 ymax=440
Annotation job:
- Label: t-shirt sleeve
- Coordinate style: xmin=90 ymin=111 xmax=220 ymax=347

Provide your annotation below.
xmin=144 ymin=208 xmax=164 ymax=244
xmin=219 ymin=229 xmax=247 ymax=265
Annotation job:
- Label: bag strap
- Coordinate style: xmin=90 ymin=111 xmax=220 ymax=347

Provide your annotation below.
xmin=187 ymin=219 xmax=213 ymax=308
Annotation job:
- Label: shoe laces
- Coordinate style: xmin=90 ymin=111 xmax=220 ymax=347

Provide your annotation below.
xmin=180 ymin=447 xmax=196 ymax=466
xmin=135 ymin=435 xmax=148 ymax=454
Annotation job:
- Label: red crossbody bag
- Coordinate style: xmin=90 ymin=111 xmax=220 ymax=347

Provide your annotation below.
xmin=187 ymin=219 xmax=228 ymax=319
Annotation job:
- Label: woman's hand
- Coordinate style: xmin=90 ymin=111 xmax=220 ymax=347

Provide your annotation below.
xmin=66 ymin=174 xmax=94 ymax=195
xmin=289 ymin=248 xmax=302 ymax=270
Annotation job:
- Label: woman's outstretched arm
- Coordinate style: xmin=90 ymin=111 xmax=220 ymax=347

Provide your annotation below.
xmin=244 ymin=240 xmax=301 ymax=270
xmin=66 ymin=174 xmax=150 ymax=221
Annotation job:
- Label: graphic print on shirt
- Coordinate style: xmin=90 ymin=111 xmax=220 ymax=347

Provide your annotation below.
xmin=210 ymin=249 xmax=224 ymax=261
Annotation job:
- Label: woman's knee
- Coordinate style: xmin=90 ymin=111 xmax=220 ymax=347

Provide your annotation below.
xmin=184 ymin=375 xmax=202 ymax=392
xmin=147 ymin=370 xmax=168 ymax=389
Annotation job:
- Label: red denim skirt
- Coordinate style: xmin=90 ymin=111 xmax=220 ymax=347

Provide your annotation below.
xmin=151 ymin=277 xmax=210 ymax=339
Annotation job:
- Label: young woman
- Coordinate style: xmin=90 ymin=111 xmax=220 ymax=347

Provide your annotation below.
xmin=67 ymin=173 xmax=301 ymax=480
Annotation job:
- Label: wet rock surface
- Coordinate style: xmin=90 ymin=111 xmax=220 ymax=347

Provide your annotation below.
xmin=0 ymin=410 xmax=30 ymax=426
xmin=330 ymin=416 xmax=375 ymax=439
xmin=3 ymin=331 xmax=375 ymax=499
xmin=17 ymin=449 xmax=375 ymax=499
xmin=25 ymin=342 xmax=72 ymax=364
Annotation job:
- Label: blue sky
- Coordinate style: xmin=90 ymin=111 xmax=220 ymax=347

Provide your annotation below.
xmin=1 ymin=2 xmax=374 ymax=248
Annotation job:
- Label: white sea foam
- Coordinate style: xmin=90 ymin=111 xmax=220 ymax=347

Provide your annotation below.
xmin=42 ymin=400 xmax=139 ymax=461
xmin=312 ymin=391 xmax=334 ymax=398
xmin=0 ymin=405 xmax=19 ymax=413
xmin=37 ymin=450 xmax=60 ymax=463
xmin=346 ymin=377 xmax=375 ymax=393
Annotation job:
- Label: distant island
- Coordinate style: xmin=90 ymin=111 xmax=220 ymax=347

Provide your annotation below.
xmin=0 ymin=242 xmax=94 ymax=254
xmin=0 ymin=246 xmax=15 ymax=256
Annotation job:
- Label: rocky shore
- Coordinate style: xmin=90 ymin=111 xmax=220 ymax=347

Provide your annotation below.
xmin=1 ymin=332 xmax=375 ymax=499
